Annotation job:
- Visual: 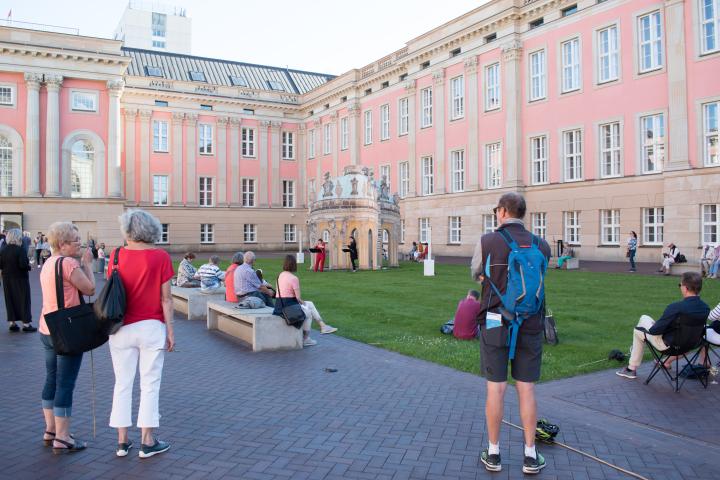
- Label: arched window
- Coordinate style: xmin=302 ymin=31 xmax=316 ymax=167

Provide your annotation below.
xmin=0 ymin=136 xmax=12 ymax=196
xmin=71 ymin=140 xmax=94 ymax=198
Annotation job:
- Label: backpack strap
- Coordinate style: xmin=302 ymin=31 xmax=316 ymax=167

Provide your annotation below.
xmin=497 ymin=228 xmax=519 ymax=250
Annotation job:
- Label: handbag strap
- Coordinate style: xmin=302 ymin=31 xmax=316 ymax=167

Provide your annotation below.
xmin=275 ymin=275 xmax=285 ymax=309
xmin=54 ymin=256 xmax=86 ymax=308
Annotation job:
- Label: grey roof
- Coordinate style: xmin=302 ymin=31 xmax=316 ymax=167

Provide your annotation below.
xmin=122 ymin=47 xmax=335 ymax=95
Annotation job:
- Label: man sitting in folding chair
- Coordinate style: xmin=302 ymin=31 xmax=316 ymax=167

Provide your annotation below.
xmin=616 ymin=272 xmax=710 ymax=390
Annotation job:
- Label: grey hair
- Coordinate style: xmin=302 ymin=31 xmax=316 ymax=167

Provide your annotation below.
xmin=243 ymin=251 xmax=256 ymax=264
xmin=5 ymin=228 xmax=23 ymax=246
xmin=119 ymin=209 xmax=162 ymax=244
xmin=497 ymin=192 xmax=527 ymax=219
xmin=209 ymin=255 xmax=220 ymax=264
xmin=231 ymin=251 xmax=244 ymax=265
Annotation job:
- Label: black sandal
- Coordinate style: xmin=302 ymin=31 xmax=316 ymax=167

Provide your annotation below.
xmin=52 ymin=437 xmax=86 ymax=454
xmin=43 ymin=432 xmax=73 ymax=446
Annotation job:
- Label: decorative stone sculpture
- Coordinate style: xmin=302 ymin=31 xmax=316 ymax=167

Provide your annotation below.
xmin=322 ymin=172 xmax=334 ymax=198
xmin=350 ymin=177 xmax=359 ymax=195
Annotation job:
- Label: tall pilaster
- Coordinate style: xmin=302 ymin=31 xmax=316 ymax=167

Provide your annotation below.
xmin=328 ymin=112 xmax=338 ymax=177
xmin=259 ymin=120 xmax=270 ymax=208
xmin=297 ymin=124 xmax=306 ymax=207
xmin=185 ymin=114 xmax=198 ymax=206
xmin=44 ymin=74 xmax=62 ymax=196
xmin=348 ymin=103 xmax=361 ymax=166
xmin=433 ymin=69 xmax=446 ymax=194
xmin=502 ymin=40 xmax=523 ymax=188
xmin=171 ymin=112 xmax=184 ymax=205
xmin=404 ymin=80 xmax=417 ymax=197
xmin=465 ymin=57 xmax=480 ymax=191
xmin=107 ymin=79 xmax=124 ymax=198
xmin=24 ymin=73 xmax=42 ymax=196
xmin=138 ymin=109 xmax=152 ymax=204
xmin=229 ymin=117 xmax=241 ymax=206
xmin=217 ymin=116 xmax=228 ymax=206
xmin=124 ymin=108 xmax=138 ymax=203
xmin=664 ymin=0 xmax=690 ymax=171
xmin=270 ymin=121 xmax=281 ymax=207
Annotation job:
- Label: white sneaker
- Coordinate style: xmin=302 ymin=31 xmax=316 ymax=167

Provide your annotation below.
xmin=321 ymin=325 xmax=338 ymax=334
xmin=303 ymin=338 xmax=317 ymax=347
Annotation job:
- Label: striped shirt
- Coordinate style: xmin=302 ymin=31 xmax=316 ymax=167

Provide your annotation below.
xmin=197 ymin=263 xmax=225 ymax=291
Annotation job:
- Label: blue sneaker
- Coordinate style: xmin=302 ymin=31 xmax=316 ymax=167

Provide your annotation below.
xmin=139 ymin=439 xmax=170 ymax=458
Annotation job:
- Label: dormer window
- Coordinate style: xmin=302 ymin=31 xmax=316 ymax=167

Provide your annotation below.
xmin=146 ymin=65 xmax=163 ymax=77
xmin=267 ymin=80 xmax=284 ymax=91
xmin=189 ymin=71 xmax=206 ymax=82
xmin=230 ymin=75 xmax=248 ymax=87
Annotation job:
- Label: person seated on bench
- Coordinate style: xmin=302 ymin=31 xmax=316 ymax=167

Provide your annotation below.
xmin=274 ymin=254 xmax=337 ymax=347
xmin=410 ymin=242 xmax=418 ymax=261
xmin=197 ymin=255 xmax=225 ymax=294
xmin=453 ymin=290 xmax=482 ymax=340
xmin=707 ymin=245 xmax=720 ymax=279
xmin=555 ymin=245 xmax=574 ymax=269
xmin=224 ymin=252 xmax=244 ymax=302
xmin=659 ymin=243 xmax=680 ymax=275
xmin=234 ymin=251 xmax=274 ymax=307
xmin=177 ymin=252 xmax=200 ymax=288
xmin=616 ymin=272 xmax=710 ymax=379
xmin=255 ymin=269 xmax=276 ymax=299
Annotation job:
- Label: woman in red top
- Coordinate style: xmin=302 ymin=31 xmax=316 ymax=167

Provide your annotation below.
xmin=313 ymin=239 xmax=326 ymax=272
xmin=107 ymin=210 xmax=175 ymax=459
xmin=225 ymin=251 xmax=244 ymax=302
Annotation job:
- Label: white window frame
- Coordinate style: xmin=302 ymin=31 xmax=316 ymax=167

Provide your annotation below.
xmin=380 ymin=104 xmax=390 ymax=140
xmin=485 ymin=63 xmax=501 ymax=111
xmin=450 ymin=149 xmax=465 ymax=193
xmin=284 ymin=224 xmax=297 ymax=243
xmin=643 ymin=207 xmax=665 ymax=245
xmin=399 ymin=161 xmax=409 ymax=198
xmin=640 ymin=113 xmax=665 ymax=174
xmin=529 ymin=50 xmax=546 ymax=101
xmin=700 ymin=0 xmax=720 ymax=55
xmin=153 ymin=120 xmax=169 ymax=152
xmin=340 ymin=117 xmax=349 ymax=150
xmin=600 ymin=209 xmax=620 ymax=245
xmin=564 ymin=211 xmax=581 ymax=245
xmin=400 ymin=219 xmax=405 ymax=244
xmin=421 ymin=87 xmax=433 ymax=128
xmin=483 ymin=214 xmax=498 ymax=234
xmin=702 ymin=204 xmax=720 ymax=244
xmin=0 ymin=135 xmax=13 ymax=196
xmin=599 ymin=121 xmax=622 ymax=178
xmin=532 ymin=212 xmax=547 ymax=239
xmin=530 ymin=135 xmax=548 ymax=185
xmin=152 ymin=174 xmax=169 ymax=206
xmin=158 ymin=224 xmax=169 ymax=244
xmin=282 ymin=180 xmax=295 ymax=208
xmin=199 ymin=176 xmax=214 ymax=207
xmin=419 ymin=218 xmax=430 ymax=243
xmin=199 ymin=124 xmax=213 ymax=155
xmin=282 ymin=131 xmax=295 ymax=160
xmin=562 ymin=129 xmax=583 ymax=182
xmin=364 ymin=110 xmax=373 ymax=145
xmin=450 ymin=76 xmax=464 ymax=120
xmin=380 ymin=164 xmax=390 ymax=186
xmin=200 ymin=224 xmax=214 ymax=244
xmin=449 ymin=216 xmax=462 ymax=244
xmin=70 ymin=90 xmax=98 ymax=113
xmin=561 ymin=38 xmax=581 ymax=93
xmin=241 ymin=178 xmax=256 ymax=207
xmin=308 ymin=129 xmax=316 ymax=158
xmin=703 ymin=101 xmax=720 ymax=166
xmin=398 ymin=97 xmax=409 ymax=135
xmin=243 ymin=224 xmax=257 ymax=243
xmin=241 ymin=127 xmax=255 ymax=157
xmin=597 ymin=25 xmax=620 ymax=83
xmin=638 ymin=11 xmax=664 ymax=73
xmin=0 ymin=84 xmax=15 ymax=107
xmin=322 ymin=124 xmax=331 ymax=155
xmin=485 ymin=142 xmax=502 ymax=189
xmin=421 ymin=156 xmax=434 ymax=195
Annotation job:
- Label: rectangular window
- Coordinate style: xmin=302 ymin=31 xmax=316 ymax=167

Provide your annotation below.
xmin=0 ymin=86 xmax=13 ymax=106
xmin=561 ymin=38 xmax=581 ymax=93
xmin=643 ymin=207 xmax=664 ymax=245
xmin=241 ymin=178 xmax=255 ymax=207
xmin=153 ymin=120 xmax=168 ymax=152
xmin=364 ymin=111 xmax=373 ymax=145
xmin=340 ymin=117 xmax=349 ymax=150
xmin=598 ymin=25 xmax=619 ymax=83
xmin=71 ymin=91 xmax=98 ymax=112
xmin=530 ymin=136 xmax=548 ymax=185
xmin=284 ymin=224 xmax=297 ymax=243
xmin=151 ymin=12 xmax=166 ymax=37
xmin=485 ymin=63 xmax=501 ymax=110
xmin=199 ymin=177 xmax=214 ymax=207
xmin=200 ymin=104 xmax=212 ymax=111
xmin=380 ymin=104 xmax=390 ymax=140
xmin=564 ymin=211 xmax=581 ymax=244
xmin=600 ymin=209 xmax=620 ymax=245
xmin=702 ymin=204 xmax=720 ymax=244
xmin=450 ymin=76 xmax=464 ymax=120
xmin=562 ymin=4 xmax=578 ymax=16
xmin=399 ymin=161 xmax=409 ymax=198
xmin=322 ymin=124 xmax=331 ymax=155
xmin=451 ymin=150 xmax=465 ymax=193
xmin=282 ymin=131 xmax=294 ymax=159
xmin=532 ymin=213 xmax=547 ymax=239
xmin=421 ymin=87 xmax=433 ymax=127
xmin=154 ymin=100 xmax=168 ymax=107
xmin=400 ymin=219 xmax=405 ymax=244
xmin=230 ymin=75 xmax=248 ymax=87
xmin=641 ymin=113 xmax=665 ymax=173
xmin=380 ymin=165 xmax=390 ymax=186
xmin=486 ymin=143 xmax=502 ymax=189
xmin=421 ymin=156 xmax=434 ymax=195
xmin=563 ymin=129 xmax=583 ymax=181
xmin=449 ymin=216 xmax=462 ymax=244
xmin=152 ymin=40 xmax=166 ymax=48
xmin=152 ymin=175 xmax=169 ymax=206
xmin=282 ymin=180 xmax=295 ymax=208
xmin=189 ymin=71 xmax=206 ymax=82
xmin=146 ymin=65 xmax=163 ymax=77
xmin=309 ymin=129 xmax=316 ymax=158
xmin=200 ymin=224 xmax=214 ymax=244
xmin=199 ymin=124 xmax=213 ymax=154
xmin=241 ymin=127 xmax=255 ymax=157
xmin=483 ymin=214 xmax=498 ymax=234
xmin=243 ymin=224 xmax=257 ymax=243
xmin=600 ymin=122 xmax=621 ymax=177
xmin=399 ymin=97 xmax=409 ymax=135
xmin=419 ymin=218 xmax=430 ymax=243
xmin=704 ymin=102 xmax=719 ymax=166
xmin=266 ymin=80 xmax=284 ymax=91
xmin=639 ymin=12 xmax=664 ymax=72
xmin=529 ymin=50 xmax=546 ymax=101
xmin=701 ymin=0 xmax=720 ymax=54
xmin=158 ymin=224 xmax=169 ymax=244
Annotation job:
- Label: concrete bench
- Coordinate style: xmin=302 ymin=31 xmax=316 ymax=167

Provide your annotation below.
xmin=171 ymin=286 xmax=224 ymax=321
xmin=564 ymin=258 xmax=580 ymax=270
xmin=206 ymin=300 xmax=302 ymax=352
xmin=669 ymin=263 xmax=701 ymax=276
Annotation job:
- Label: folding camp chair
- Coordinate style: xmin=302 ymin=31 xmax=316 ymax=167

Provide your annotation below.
xmin=637 ymin=317 xmax=708 ymax=392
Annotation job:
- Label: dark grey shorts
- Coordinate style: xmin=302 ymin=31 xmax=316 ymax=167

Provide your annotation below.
xmin=480 ymin=325 xmax=543 ymax=383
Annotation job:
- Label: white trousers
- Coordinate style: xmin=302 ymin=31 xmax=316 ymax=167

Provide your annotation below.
xmin=662 ymin=257 xmax=675 ymax=270
xmin=707 ymin=326 xmax=720 ymax=346
xmin=629 ymin=315 xmax=669 ymax=370
xmin=300 ymin=300 xmax=323 ymax=333
xmin=109 ymin=320 xmax=166 ymax=428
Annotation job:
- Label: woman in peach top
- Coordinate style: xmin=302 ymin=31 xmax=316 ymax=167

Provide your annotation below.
xmin=39 ymin=222 xmax=96 ymax=453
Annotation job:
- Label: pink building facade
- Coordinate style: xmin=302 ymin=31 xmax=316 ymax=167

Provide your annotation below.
xmin=0 ymin=0 xmax=718 ymax=262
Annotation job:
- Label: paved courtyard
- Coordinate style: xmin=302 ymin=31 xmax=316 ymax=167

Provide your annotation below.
xmin=0 ymin=269 xmax=718 ymax=479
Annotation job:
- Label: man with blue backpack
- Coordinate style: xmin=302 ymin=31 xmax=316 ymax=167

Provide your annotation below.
xmin=471 ymin=192 xmax=551 ymax=475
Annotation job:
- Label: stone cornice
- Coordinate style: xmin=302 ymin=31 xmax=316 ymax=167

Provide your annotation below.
xmin=0 ymin=43 xmax=130 ymax=67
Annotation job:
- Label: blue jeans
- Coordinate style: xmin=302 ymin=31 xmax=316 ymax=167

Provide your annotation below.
xmin=711 ymin=260 xmax=720 ymax=276
xmin=41 ymin=334 xmax=83 ymax=417
xmin=629 ymin=249 xmax=636 ymax=270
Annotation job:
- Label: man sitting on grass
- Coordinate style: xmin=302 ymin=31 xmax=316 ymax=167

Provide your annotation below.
xmin=453 ymin=290 xmax=481 ymax=340
xmin=616 ymin=271 xmax=710 ymax=379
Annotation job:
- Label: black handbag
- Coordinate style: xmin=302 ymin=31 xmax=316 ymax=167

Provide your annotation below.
xmin=93 ymin=248 xmax=126 ymax=335
xmin=45 ymin=257 xmax=108 ymax=356
xmin=276 ymin=276 xmax=306 ymax=329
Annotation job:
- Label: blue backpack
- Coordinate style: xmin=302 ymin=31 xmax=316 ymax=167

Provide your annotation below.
xmin=484 ymin=229 xmax=548 ymax=360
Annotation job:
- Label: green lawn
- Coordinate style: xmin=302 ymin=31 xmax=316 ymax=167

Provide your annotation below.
xmin=180 ymin=258 xmax=720 ymax=382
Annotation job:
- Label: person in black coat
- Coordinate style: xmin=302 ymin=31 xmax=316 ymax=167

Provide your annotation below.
xmin=348 ymin=236 xmax=358 ymax=272
xmin=0 ymin=229 xmax=36 ymax=332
